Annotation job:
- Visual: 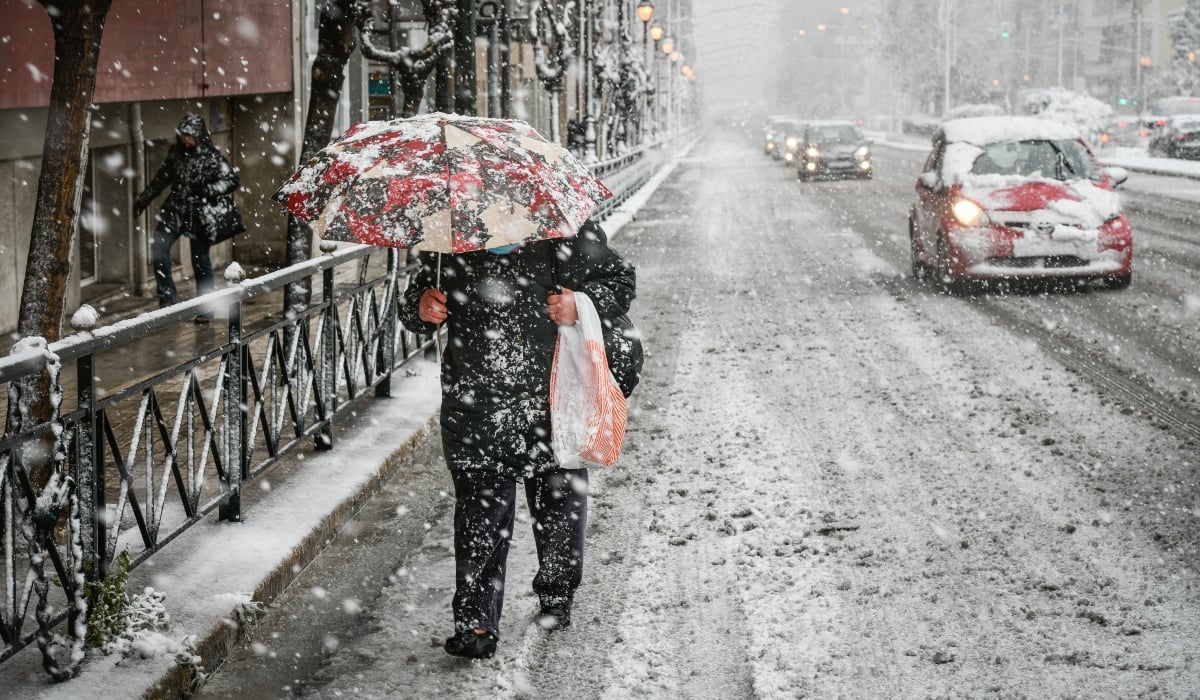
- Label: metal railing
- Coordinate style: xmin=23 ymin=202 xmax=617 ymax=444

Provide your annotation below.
xmin=0 ymin=146 xmax=658 ymax=677
xmin=0 ymin=244 xmax=431 ymax=672
xmin=594 ymin=142 xmax=666 ymax=217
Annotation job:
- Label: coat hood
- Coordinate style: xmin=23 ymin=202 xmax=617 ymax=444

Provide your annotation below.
xmin=176 ymin=114 xmax=211 ymax=143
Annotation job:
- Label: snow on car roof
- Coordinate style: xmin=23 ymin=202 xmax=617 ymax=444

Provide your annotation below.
xmin=940 ymin=116 xmax=1082 ymax=145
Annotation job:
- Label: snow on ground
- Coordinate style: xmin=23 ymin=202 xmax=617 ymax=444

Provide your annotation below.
xmin=188 ymin=131 xmax=1200 ymax=698
xmin=3 ymin=371 xmax=441 ymax=700
xmin=12 ymin=129 xmax=1197 ymax=699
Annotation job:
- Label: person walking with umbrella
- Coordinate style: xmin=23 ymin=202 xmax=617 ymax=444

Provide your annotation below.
xmin=401 ymin=219 xmax=633 ymax=658
xmin=274 ymin=114 xmax=634 ymax=659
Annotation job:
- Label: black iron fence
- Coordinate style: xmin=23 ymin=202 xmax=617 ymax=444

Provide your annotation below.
xmin=0 ymin=243 xmax=429 ymax=675
xmin=0 ymin=144 xmax=664 ymax=679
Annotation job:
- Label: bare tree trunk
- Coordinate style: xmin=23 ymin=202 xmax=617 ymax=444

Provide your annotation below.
xmin=284 ymin=0 xmax=357 ymax=318
xmin=5 ymin=0 xmax=113 ymax=487
xmin=532 ymin=0 xmax=574 ymax=145
xmin=357 ymin=0 xmax=456 ymax=119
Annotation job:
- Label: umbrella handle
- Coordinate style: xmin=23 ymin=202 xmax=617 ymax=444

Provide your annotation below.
xmin=435 ymin=253 xmax=444 ymax=361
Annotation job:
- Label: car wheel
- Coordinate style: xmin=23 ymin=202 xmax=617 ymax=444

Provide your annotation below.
xmin=909 ymin=219 xmax=929 ymax=282
xmin=1103 ymin=272 xmax=1132 ymax=290
xmin=936 ymin=234 xmax=963 ymax=294
xmin=797 ymin=170 xmax=809 ymax=182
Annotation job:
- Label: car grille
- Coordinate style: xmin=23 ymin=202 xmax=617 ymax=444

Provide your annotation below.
xmin=986 ymin=255 xmax=1090 ymax=269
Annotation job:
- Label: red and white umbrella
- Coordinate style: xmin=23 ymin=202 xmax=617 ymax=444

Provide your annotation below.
xmin=274 ymin=113 xmax=612 ymax=253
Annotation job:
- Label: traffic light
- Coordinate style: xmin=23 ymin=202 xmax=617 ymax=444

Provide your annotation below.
xmin=1119 ymin=97 xmax=1128 ymax=106
xmin=1000 ymin=23 xmax=1011 ymax=40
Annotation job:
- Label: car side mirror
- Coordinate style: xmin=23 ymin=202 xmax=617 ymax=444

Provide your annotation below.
xmin=1105 ymin=166 xmax=1129 ymax=188
xmin=918 ymin=172 xmax=943 ymax=192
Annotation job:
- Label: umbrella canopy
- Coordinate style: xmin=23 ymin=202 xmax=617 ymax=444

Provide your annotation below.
xmin=274 ymin=113 xmax=612 ymax=253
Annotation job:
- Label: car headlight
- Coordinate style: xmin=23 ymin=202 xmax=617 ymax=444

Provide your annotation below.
xmin=786 ymin=136 xmax=800 ymax=149
xmin=805 ymin=146 xmax=820 ymax=158
xmin=854 ymin=145 xmax=870 ymax=159
xmin=951 ymin=198 xmax=989 ymax=227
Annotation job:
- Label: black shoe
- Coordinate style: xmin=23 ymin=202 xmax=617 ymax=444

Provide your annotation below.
xmin=443 ymin=629 xmax=497 ymax=659
xmin=537 ymin=604 xmax=571 ymax=631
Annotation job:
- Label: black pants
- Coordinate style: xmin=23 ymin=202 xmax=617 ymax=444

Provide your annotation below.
xmin=151 ymin=224 xmax=213 ymax=306
xmin=450 ymin=468 xmax=589 ymax=636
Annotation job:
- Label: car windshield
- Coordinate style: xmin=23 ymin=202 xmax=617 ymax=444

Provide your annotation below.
xmin=969 ymin=139 xmax=1102 ymax=181
xmin=807 ymin=125 xmax=863 ymax=144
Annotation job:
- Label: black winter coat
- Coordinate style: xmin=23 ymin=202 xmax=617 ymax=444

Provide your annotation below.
xmin=399 ymin=221 xmax=636 ymax=479
xmin=135 ymin=114 xmax=245 ymax=244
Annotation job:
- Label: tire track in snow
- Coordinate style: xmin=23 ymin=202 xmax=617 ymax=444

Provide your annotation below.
xmin=681 ymin=132 xmax=1200 ymax=696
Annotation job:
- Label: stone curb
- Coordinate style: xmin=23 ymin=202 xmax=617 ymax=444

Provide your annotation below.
xmin=145 ymin=416 xmax=437 ymax=699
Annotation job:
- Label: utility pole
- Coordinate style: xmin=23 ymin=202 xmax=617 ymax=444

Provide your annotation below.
xmin=1056 ymin=0 xmax=1065 ymax=87
xmin=1134 ymin=2 xmax=1142 ymax=110
xmin=455 ymin=0 xmax=477 ymax=115
xmin=583 ymin=0 xmax=598 ymax=162
xmin=941 ymin=0 xmax=952 ymax=115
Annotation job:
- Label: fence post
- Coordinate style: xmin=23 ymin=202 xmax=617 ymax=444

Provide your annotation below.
xmin=317 ymin=266 xmax=337 ymax=450
xmin=219 ymin=301 xmax=244 ymax=522
xmin=75 ymin=352 xmax=106 ymax=580
xmin=375 ymin=249 xmax=398 ymax=398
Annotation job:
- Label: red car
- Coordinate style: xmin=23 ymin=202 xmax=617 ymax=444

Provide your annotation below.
xmin=909 ymin=116 xmax=1133 ymax=290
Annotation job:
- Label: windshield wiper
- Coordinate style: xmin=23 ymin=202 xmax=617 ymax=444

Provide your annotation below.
xmin=1049 ymin=143 xmax=1076 ymax=180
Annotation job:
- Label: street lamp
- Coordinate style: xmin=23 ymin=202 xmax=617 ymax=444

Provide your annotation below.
xmin=661 ymin=36 xmax=675 ymax=55
xmin=649 ymin=21 xmax=664 ymax=43
xmin=637 ymin=0 xmax=654 ymax=24
xmin=637 ymin=1 xmax=655 ymax=146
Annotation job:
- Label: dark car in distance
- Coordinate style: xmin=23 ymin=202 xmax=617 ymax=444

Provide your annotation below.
xmin=1148 ymin=115 xmax=1200 ymax=160
xmin=797 ymin=121 xmax=873 ymax=181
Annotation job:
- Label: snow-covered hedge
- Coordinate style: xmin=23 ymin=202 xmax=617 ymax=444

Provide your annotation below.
xmin=1020 ymin=88 xmax=1113 ymax=144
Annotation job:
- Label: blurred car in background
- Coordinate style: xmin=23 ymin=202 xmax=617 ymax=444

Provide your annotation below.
xmin=909 ymin=116 xmax=1132 ymax=291
xmin=902 ymin=113 xmax=941 ymax=136
xmin=1142 ymin=96 xmax=1200 ymax=131
xmin=945 ymin=103 xmax=1006 ymax=120
xmin=796 ymin=120 xmax=873 ymax=181
xmin=779 ymin=120 xmax=808 ymax=167
xmin=1098 ymin=117 xmax=1149 ymax=150
xmin=762 ymin=115 xmax=798 ymax=159
xmin=1148 ymin=115 xmax=1200 ymax=159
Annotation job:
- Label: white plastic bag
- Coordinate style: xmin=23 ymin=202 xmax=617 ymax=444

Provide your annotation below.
xmin=549 ymin=292 xmax=628 ymax=467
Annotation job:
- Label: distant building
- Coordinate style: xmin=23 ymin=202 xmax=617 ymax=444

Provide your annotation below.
xmin=1075 ymin=0 xmax=1188 ymax=111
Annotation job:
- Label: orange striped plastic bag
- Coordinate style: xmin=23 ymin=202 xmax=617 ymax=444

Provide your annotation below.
xmin=549 ymin=292 xmax=628 ymax=467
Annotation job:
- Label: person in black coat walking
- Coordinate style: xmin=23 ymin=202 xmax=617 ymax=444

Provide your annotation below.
xmin=134 ymin=114 xmax=245 ymax=314
xmin=399 ymin=221 xmax=635 ymax=659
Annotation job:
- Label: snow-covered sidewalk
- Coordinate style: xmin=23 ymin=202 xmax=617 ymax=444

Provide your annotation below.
xmin=2 ymin=368 xmax=442 ymax=699
xmin=0 ymin=143 xmax=695 ymax=700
